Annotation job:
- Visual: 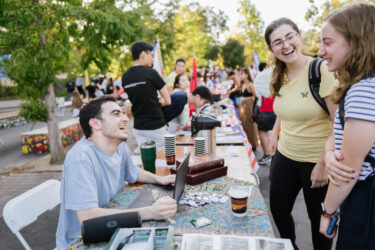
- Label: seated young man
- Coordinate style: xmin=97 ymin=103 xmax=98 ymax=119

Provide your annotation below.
xmin=162 ymin=86 xmax=214 ymax=126
xmin=56 ymin=96 xmax=177 ymax=249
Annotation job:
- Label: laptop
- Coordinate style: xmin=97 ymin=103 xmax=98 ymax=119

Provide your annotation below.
xmin=128 ymin=153 xmax=190 ymax=209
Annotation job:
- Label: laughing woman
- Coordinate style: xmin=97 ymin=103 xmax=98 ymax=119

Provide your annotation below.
xmin=265 ymin=18 xmax=338 ymax=250
xmin=318 ymin=3 xmax=375 ymax=250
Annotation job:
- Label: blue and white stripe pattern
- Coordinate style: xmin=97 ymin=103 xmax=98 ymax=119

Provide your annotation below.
xmin=333 ymin=77 xmax=375 ymax=181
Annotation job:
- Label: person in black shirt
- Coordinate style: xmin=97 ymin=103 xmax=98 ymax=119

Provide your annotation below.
xmin=122 ymin=41 xmax=171 ymax=150
xmin=65 ymin=79 xmax=75 ymax=100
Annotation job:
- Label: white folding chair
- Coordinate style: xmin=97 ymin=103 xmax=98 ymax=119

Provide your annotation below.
xmin=3 ymin=179 xmax=61 ymax=250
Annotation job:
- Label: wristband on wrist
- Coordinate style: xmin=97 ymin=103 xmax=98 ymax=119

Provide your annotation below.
xmin=321 ymin=203 xmax=336 ymax=218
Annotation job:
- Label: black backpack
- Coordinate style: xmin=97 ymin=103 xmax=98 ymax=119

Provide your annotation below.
xmin=308 ymin=58 xmax=329 ymax=114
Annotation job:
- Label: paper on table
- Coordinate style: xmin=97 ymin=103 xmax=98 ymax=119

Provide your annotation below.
xmin=181 ymin=234 xmax=294 ymax=250
xmin=216 ymin=127 xmax=233 ymax=134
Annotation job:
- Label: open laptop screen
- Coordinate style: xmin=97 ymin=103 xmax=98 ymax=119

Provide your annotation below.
xmin=173 ymin=153 xmax=190 ymax=201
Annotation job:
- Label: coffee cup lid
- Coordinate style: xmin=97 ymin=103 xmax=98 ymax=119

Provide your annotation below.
xmin=140 ymin=141 xmax=156 ymax=149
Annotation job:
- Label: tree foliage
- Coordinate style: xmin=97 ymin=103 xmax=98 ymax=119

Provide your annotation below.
xmin=237 ymin=0 xmax=270 ymax=63
xmin=172 ymin=3 xmax=228 ymax=71
xmin=304 ymin=0 xmax=371 ymax=54
xmin=0 ymin=0 xmax=144 ymax=163
xmin=221 ymin=39 xmax=246 ymax=69
xmin=205 ymin=45 xmax=220 ymax=61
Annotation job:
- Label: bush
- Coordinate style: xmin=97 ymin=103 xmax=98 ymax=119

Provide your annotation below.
xmin=0 ymin=85 xmax=18 ymax=98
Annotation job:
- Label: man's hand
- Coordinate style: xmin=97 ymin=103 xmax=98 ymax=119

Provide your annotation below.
xmin=159 ymin=97 xmax=165 ymax=106
xmin=319 ymin=215 xmax=337 ymax=239
xmin=157 ymin=174 xmax=176 ymax=186
xmin=311 ymin=161 xmax=329 ymax=188
xmin=325 ymin=150 xmax=354 ymax=186
xmin=149 ymin=196 xmax=177 ymax=220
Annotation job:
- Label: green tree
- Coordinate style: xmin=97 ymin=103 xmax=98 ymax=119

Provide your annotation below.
xmin=205 ymin=45 xmax=220 ymax=61
xmin=221 ymin=39 xmax=246 ymax=69
xmin=304 ymin=0 xmax=371 ymax=53
xmin=0 ymin=0 xmax=144 ymax=163
xmin=237 ymin=0 xmax=270 ymax=63
xmin=172 ymin=3 xmax=228 ymax=71
xmin=129 ymin=0 xmax=181 ymax=73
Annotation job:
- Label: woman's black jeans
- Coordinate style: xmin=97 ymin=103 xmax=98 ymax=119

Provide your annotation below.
xmin=336 ymin=175 xmax=375 ymax=250
xmin=269 ymin=150 xmax=332 ymax=250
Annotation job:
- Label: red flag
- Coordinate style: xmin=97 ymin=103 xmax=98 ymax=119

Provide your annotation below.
xmin=189 ymin=56 xmax=197 ymax=115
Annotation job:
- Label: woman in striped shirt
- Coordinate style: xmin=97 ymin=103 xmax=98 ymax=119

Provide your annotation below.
xmin=318 ymin=3 xmax=375 ymax=249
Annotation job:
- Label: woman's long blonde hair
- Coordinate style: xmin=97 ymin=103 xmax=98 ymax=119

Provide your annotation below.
xmin=264 ymin=18 xmax=301 ymax=97
xmin=325 ymin=3 xmax=375 ymax=103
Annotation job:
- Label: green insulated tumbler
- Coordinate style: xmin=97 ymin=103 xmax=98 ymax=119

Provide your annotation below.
xmin=140 ymin=141 xmax=156 ymax=173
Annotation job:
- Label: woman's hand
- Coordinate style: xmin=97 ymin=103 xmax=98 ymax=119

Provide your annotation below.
xmin=311 ymin=161 xmax=329 ymax=188
xmin=269 ymin=132 xmax=278 ymax=156
xmin=319 ymin=215 xmax=337 ymax=239
xmin=325 ymin=150 xmax=355 ymax=186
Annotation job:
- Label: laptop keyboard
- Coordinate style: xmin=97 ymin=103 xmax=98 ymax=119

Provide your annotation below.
xmin=127 ymin=185 xmax=174 ymax=209
xmin=151 ymin=188 xmax=173 ymax=200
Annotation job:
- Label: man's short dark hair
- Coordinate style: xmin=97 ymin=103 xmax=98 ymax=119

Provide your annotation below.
xmin=227 ymin=71 xmax=234 ymax=76
xmin=259 ymin=62 xmax=267 ymax=72
xmin=79 ymin=96 xmax=116 ymax=138
xmin=192 ymin=86 xmax=213 ymax=104
xmin=175 ymin=58 xmax=186 ymax=64
xmin=131 ymin=41 xmax=153 ymax=61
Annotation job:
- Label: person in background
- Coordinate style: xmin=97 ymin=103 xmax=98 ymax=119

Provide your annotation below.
xmin=71 ymin=89 xmax=83 ymax=118
xmin=106 ymin=78 xmax=114 ymax=94
xmin=162 ymin=86 xmax=213 ymax=124
xmin=98 ymin=76 xmax=108 ymax=93
xmin=65 ymin=79 xmax=75 ymax=100
xmin=238 ymin=68 xmax=258 ymax=150
xmin=122 ymin=41 xmax=171 ymax=150
xmin=222 ymin=70 xmax=234 ymax=92
xmin=317 ymin=3 xmax=375 ymax=249
xmin=250 ymin=64 xmax=258 ymax=80
xmin=165 ymin=58 xmax=186 ymax=93
xmin=94 ymin=86 xmax=104 ymax=97
xmin=197 ymin=71 xmax=205 ymax=87
xmin=219 ymin=69 xmax=227 ymax=83
xmin=228 ymin=69 xmax=242 ymax=106
xmin=254 ymin=62 xmax=276 ymax=164
xmin=168 ymin=74 xmax=190 ymax=134
xmin=85 ymin=85 xmax=96 ymax=100
xmin=114 ymin=76 xmax=122 ymax=89
xmin=265 ymin=17 xmax=338 ymax=250
xmin=75 ymin=76 xmax=86 ymax=98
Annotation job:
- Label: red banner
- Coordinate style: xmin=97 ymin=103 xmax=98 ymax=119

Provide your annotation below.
xmin=189 ymin=56 xmax=197 ymax=115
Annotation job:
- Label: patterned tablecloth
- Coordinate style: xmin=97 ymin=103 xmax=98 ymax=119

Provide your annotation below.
xmin=68 ymin=176 xmax=274 ymax=249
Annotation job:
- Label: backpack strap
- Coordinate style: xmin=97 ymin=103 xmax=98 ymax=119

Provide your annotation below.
xmin=309 ymin=58 xmax=329 ymax=114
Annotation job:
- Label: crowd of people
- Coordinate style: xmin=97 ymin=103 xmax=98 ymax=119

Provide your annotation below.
xmin=56 ymin=3 xmax=374 ymax=250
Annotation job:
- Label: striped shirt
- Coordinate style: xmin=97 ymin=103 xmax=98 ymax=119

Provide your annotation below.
xmin=333 ymin=77 xmax=375 ymax=181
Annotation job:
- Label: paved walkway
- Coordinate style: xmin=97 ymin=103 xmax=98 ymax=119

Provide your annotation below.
xmin=0 ymin=100 xmax=22 ymax=109
xmin=0 ymin=172 xmax=61 ymax=217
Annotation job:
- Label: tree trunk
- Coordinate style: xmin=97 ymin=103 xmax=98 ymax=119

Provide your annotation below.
xmin=45 ymin=83 xmax=66 ymax=164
